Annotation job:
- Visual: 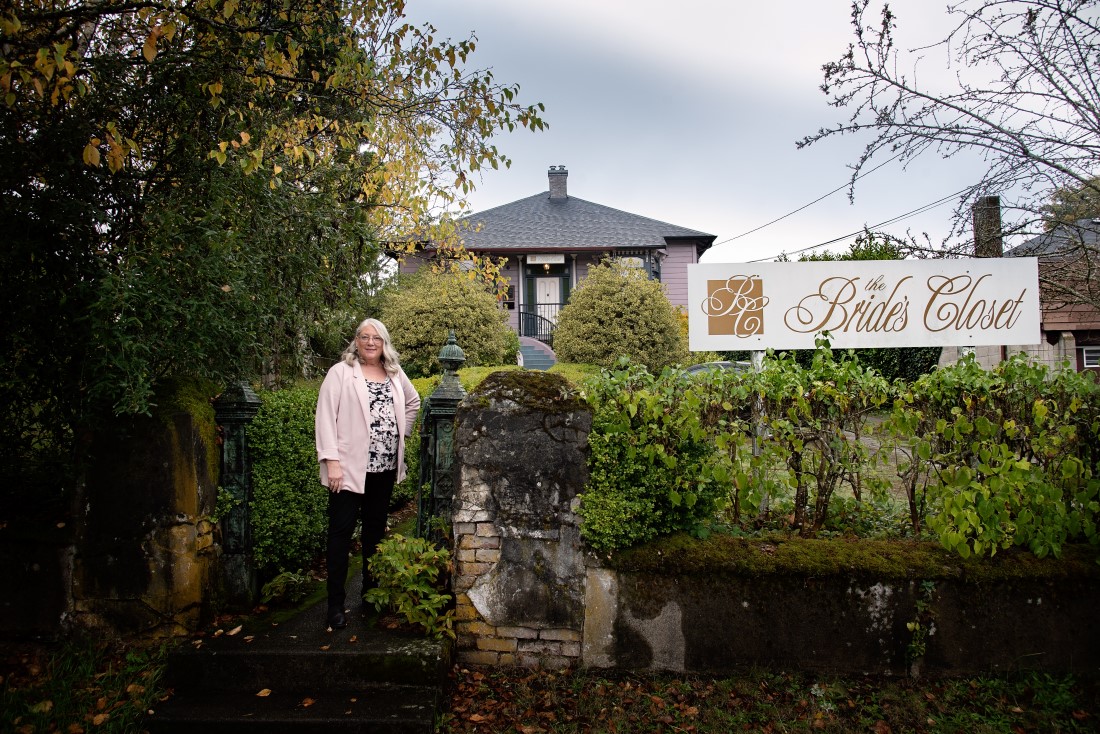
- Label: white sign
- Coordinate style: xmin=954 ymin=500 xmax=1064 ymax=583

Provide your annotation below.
xmin=688 ymin=258 xmax=1040 ymax=351
xmin=527 ymin=254 xmax=565 ymax=265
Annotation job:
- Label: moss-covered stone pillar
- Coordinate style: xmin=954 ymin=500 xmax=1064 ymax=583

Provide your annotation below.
xmin=452 ymin=371 xmax=592 ymax=668
xmin=73 ymin=380 xmax=220 ymax=637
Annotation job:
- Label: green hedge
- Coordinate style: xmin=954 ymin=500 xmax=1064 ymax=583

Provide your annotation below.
xmin=578 ymin=349 xmax=1100 ymax=559
xmin=248 ymin=384 xmax=327 ymax=576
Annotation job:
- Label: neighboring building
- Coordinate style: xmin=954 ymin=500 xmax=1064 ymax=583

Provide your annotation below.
xmin=1004 ymin=217 xmax=1100 ymax=373
xmin=399 ymin=166 xmax=715 ymax=359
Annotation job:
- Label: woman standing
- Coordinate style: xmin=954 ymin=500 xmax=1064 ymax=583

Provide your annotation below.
xmin=315 ymin=318 xmax=420 ymax=630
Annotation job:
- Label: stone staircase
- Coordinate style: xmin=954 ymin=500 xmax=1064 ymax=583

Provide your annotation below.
xmin=518 ymin=337 xmax=557 ymax=371
xmin=147 ymin=576 xmax=451 ymax=733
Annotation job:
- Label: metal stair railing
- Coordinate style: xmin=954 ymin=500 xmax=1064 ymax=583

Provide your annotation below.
xmin=518 ymin=305 xmax=559 ymax=345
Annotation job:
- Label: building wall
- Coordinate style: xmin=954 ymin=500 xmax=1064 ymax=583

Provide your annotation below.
xmin=938 ymin=333 xmax=1078 ymax=372
xmin=660 ymin=243 xmax=699 ymax=310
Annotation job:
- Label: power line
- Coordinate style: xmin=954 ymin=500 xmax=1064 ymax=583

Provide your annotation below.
xmin=712 ymin=151 xmax=908 ymax=247
xmin=743 ymin=186 xmax=971 ymax=263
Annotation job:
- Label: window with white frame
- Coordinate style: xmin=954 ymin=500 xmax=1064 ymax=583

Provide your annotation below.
xmin=1083 ymin=346 xmax=1100 ymax=368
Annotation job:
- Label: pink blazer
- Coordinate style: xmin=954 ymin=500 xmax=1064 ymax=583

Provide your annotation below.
xmin=315 ymin=360 xmax=421 ymax=492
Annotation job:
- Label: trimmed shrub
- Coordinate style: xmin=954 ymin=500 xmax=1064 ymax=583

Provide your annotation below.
xmin=248 ymin=384 xmax=326 ymax=576
xmin=379 ymin=269 xmax=517 ymax=378
xmin=580 ymin=362 xmax=726 ymax=553
xmin=553 ymin=261 xmax=687 ymax=371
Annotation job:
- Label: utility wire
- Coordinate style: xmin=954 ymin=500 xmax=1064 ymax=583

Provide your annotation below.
xmin=743 ymin=186 xmax=971 ymax=263
xmin=711 ymin=151 xmax=908 ymax=247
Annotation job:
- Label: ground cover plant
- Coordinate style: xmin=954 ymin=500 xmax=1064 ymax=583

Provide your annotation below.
xmin=440 ymin=665 xmax=1099 ymax=734
xmin=1 ymin=637 xmax=168 ymax=734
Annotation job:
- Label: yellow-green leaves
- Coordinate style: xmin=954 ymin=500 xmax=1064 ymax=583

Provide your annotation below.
xmin=83 ymin=139 xmax=101 ymax=167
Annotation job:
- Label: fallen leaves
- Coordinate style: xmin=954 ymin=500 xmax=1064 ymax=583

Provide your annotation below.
xmin=256 ymin=688 xmax=272 ymax=697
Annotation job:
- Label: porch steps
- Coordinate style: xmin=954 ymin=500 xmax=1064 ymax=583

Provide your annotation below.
xmin=146 ymin=576 xmax=450 ymax=733
xmin=519 ymin=338 xmax=557 ymax=371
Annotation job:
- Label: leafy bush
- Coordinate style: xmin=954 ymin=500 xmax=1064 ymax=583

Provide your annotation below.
xmin=580 ymin=346 xmax=1100 ymax=561
xmin=755 ymin=344 xmax=893 ymax=536
xmin=364 ymin=533 xmax=455 ymax=639
xmin=379 ymin=269 xmax=517 ymax=378
xmin=248 ymin=384 xmax=327 ymax=576
xmin=889 ymin=354 xmax=1100 ymax=559
xmin=260 ymin=569 xmax=319 ymax=604
xmin=579 ymin=361 xmax=728 ymax=553
xmin=553 ymin=260 xmax=688 ymax=371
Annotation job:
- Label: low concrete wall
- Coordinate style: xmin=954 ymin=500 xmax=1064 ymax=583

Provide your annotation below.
xmin=451 ymin=372 xmax=1100 ymax=676
xmin=583 ymin=539 xmax=1100 ymax=676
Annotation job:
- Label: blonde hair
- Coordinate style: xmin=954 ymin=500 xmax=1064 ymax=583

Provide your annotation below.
xmin=341 ymin=318 xmax=401 ymax=375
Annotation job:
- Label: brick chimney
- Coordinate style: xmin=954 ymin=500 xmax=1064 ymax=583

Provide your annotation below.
xmin=972 ymin=196 xmax=1004 ymax=257
xmin=548 ymin=165 xmax=568 ymax=200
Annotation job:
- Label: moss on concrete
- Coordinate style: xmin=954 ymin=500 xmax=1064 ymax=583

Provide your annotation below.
xmin=466 ymin=370 xmax=588 ymax=414
xmin=607 ymin=532 xmax=1100 ymax=583
xmin=153 ymin=376 xmax=220 ymax=487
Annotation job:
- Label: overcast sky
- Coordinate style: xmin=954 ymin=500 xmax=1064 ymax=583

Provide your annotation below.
xmin=403 ymin=0 xmax=1000 ymax=263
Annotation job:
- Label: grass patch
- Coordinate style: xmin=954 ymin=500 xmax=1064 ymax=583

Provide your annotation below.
xmin=1 ymin=636 xmax=169 ymax=734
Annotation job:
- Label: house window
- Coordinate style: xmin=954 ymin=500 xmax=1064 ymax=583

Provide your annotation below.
xmin=1084 ymin=347 xmax=1100 ymax=368
xmin=502 ymin=285 xmax=516 ymax=310
xmin=614 ymin=253 xmax=661 ymax=280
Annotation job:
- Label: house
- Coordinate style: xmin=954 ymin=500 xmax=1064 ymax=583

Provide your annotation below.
xmin=1003 ymin=217 xmax=1100 ymax=373
xmin=399 ymin=165 xmax=716 ymax=366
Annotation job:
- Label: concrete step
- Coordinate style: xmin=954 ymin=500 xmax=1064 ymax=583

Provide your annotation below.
xmin=519 ymin=343 xmax=557 ymax=371
xmin=149 ymin=685 xmax=439 ymax=734
xmin=147 ymin=577 xmax=451 ymax=733
xmin=162 ymin=637 xmax=448 ymax=692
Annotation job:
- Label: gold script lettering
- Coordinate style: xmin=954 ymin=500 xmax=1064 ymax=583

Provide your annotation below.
xmin=705 ymin=276 xmax=768 ymax=336
xmin=784 ymin=276 xmax=911 ymax=334
xmin=924 ymin=274 xmax=1027 ymax=333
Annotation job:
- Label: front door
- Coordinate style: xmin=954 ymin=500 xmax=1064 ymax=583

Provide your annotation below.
xmin=536 ymin=277 xmax=561 ymax=323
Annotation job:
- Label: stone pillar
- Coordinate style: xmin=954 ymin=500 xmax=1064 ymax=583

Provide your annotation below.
xmin=74 ymin=384 xmax=220 ymax=637
xmin=416 ymin=331 xmax=467 ymax=542
xmin=451 ymin=371 xmax=592 ymax=668
xmin=214 ymin=380 xmax=261 ymax=608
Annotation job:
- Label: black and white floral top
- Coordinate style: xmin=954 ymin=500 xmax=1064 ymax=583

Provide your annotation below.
xmin=365 ymin=378 xmax=399 ymax=472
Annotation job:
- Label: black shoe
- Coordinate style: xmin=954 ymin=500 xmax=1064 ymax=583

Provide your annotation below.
xmin=326 ymin=610 xmax=348 ymax=630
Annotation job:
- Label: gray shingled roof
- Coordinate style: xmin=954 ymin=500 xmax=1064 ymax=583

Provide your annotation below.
xmin=449 ymin=191 xmax=716 ymax=253
xmin=1008 ymin=218 xmax=1100 ymax=258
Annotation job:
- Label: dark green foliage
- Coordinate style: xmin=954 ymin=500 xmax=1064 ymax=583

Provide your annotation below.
xmin=553 ymin=260 xmax=688 ymax=371
xmin=260 ymin=569 xmax=319 ymax=605
xmin=247 ymin=385 xmax=327 ymax=576
xmin=379 ymin=269 xmax=517 ymax=378
xmin=364 ymin=534 xmax=454 ymax=639
xmin=392 ymin=415 xmax=421 ymax=510
xmin=580 ymin=361 xmax=727 ymax=553
xmin=892 ymin=353 xmax=1100 ymax=559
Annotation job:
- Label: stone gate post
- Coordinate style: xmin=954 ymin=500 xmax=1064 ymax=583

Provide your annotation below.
xmin=451 ymin=371 xmax=592 ymax=668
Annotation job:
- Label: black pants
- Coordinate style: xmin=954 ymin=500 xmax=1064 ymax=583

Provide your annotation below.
xmin=325 ymin=468 xmax=396 ymax=612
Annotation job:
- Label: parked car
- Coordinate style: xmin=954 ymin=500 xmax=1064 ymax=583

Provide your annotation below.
xmin=684 ymin=360 xmax=752 ymax=375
